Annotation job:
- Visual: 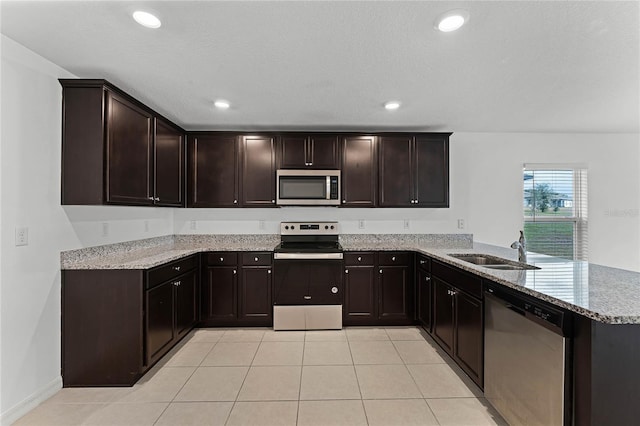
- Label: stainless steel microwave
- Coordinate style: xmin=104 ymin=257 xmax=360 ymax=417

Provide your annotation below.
xmin=276 ymin=169 xmax=341 ymax=206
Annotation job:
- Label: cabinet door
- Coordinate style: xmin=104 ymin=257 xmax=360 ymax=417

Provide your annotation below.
xmin=278 ymin=135 xmax=307 ymax=168
xmin=377 ymin=266 xmax=412 ymax=323
xmin=307 ymin=262 xmax=343 ymax=305
xmin=106 ymin=91 xmax=154 ymax=205
xmin=343 ymin=265 xmax=376 ymax=324
xmin=341 ymin=136 xmax=376 ymax=207
xmin=432 ymin=277 xmax=455 ymax=353
xmin=240 ymin=267 xmax=272 ymax=323
xmin=203 ymin=266 xmax=237 ymax=321
xmin=241 ymin=135 xmax=276 ymax=206
xmin=378 ymin=136 xmax=413 ymax=207
xmin=418 ymin=270 xmax=432 ymax=330
xmin=146 ymin=281 xmax=175 ymax=364
xmin=308 ymin=135 xmax=339 ymax=169
xmin=154 ymin=118 xmax=184 ymax=206
xmin=188 ymin=134 xmax=239 ymax=207
xmin=414 ymin=135 xmax=449 ymax=207
xmin=454 ymin=291 xmax=483 ymax=386
xmin=175 ymin=271 xmax=197 ymax=338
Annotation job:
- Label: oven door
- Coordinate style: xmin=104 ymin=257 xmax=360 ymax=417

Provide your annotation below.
xmin=273 ymin=254 xmax=343 ymax=305
xmin=276 ymin=170 xmax=340 ymax=206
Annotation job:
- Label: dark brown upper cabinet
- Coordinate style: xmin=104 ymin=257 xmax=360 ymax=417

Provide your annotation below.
xmin=278 ymin=134 xmax=339 ymax=169
xmin=241 ymin=135 xmax=277 ymax=207
xmin=154 ymin=118 xmax=185 ymax=206
xmin=378 ymin=133 xmax=450 ymax=207
xmin=60 ymin=79 xmax=185 ymax=207
xmin=341 ymin=135 xmax=377 ymax=207
xmin=188 ymin=133 xmax=239 ymax=207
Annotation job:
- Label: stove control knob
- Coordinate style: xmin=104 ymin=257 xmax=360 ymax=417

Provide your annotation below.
xmin=330 ymin=225 xmax=335 ymax=230
xmin=291 ymin=225 xmax=295 ymax=230
xmin=331 ymin=286 xmax=339 ymax=294
xmin=285 ymin=226 xmax=289 ymax=230
xmin=325 ymin=225 xmax=329 ymax=230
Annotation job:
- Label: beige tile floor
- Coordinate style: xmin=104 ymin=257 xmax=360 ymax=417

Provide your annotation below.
xmin=15 ymin=327 xmax=507 ymax=426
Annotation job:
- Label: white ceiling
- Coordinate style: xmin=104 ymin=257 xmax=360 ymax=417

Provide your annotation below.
xmin=1 ymin=1 xmax=638 ymax=133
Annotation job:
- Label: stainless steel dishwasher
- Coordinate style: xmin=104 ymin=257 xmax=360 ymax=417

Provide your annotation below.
xmin=484 ymin=283 xmax=572 ymax=426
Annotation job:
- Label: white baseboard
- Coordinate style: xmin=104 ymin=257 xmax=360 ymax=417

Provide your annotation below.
xmin=0 ymin=376 xmax=61 ymax=426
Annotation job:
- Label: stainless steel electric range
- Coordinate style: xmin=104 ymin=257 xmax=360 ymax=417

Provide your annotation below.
xmin=272 ymin=221 xmax=343 ymax=330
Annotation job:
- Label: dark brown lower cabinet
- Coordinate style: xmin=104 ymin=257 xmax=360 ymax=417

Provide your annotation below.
xmin=433 ymin=277 xmax=455 ymax=352
xmin=378 ymin=265 xmax=412 ymax=323
xmin=146 ymin=269 xmax=198 ymax=366
xmin=201 ymin=252 xmax=273 ymax=326
xmin=343 ymin=253 xmax=376 ymax=325
xmin=146 ymin=280 xmax=175 ymax=364
xmin=62 ymin=255 xmax=199 ymax=387
xmin=417 ymin=269 xmax=432 ymax=331
xmin=432 ymin=275 xmax=483 ymax=387
xmin=203 ymin=265 xmax=238 ymax=322
xmin=239 ymin=266 xmax=272 ymax=324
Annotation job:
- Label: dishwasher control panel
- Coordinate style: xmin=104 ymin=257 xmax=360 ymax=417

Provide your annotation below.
xmin=485 ymin=283 xmax=571 ymax=336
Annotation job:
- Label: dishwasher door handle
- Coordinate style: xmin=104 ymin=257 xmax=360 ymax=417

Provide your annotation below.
xmin=506 ymin=304 xmax=526 ymax=316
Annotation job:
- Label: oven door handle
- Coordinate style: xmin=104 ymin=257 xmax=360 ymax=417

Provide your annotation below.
xmin=274 ymin=252 xmax=344 ymax=260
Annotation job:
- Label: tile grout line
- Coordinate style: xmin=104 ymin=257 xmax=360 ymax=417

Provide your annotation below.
xmin=296 ymin=333 xmax=307 ymax=425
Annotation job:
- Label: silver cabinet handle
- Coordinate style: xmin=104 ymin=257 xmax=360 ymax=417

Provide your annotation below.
xmin=233 ymin=270 xmax=237 ymax=274
xmin=392 ymin=256 xmax=396 ymax=261
xmin=304 ymin=296 xmax=312 ymax=300
xmin=233 ymin=199 xmax=238 ymax=204
xmin=155 ymin=197 xmax=160 ymax=201
xmin=173 ymin=281 xmax=181 ymax=286
xmin=254 ymin=257 xmax=259 ymax=262
xmin=148 ymin=197 xmax=154 ymax=201
xmin=379 ymin=269 xmax=383 ymax=274
xmin=271 ymin=200 xmax=275 ymax=203
xmin=420 ymin=260 xmax=426 ymax=264
xmin=342 ymin=200 xmax=346 ymax=203
xmin=345 ymin=269 xmax=349 ymax=274
xmin=268 ymin=270 xmax=272 ymax=274
xmin=357 ymin=256 xmax=362 ymax=262
xmin=220 ymin=257 xmax=224 ymax=262
xmin=425 ymin=276 xmax=431 ymax=281
xmin=173 ymin=266 xmax=181 ymax=271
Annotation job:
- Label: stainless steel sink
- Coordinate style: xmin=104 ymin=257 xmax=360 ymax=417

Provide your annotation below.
xmin=448 ymin=254 xmax=540 ymax=271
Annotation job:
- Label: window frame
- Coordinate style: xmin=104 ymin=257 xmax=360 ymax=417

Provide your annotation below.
xmin=523 ymin=164 xmax=588 ymax=261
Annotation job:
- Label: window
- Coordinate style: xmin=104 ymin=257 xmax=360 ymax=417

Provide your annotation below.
xmin=523 ymin=165 xmax=588 ymax=261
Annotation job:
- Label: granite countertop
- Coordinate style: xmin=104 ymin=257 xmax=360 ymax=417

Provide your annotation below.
xmin=61 ymin=234 xmax=640 ymax=324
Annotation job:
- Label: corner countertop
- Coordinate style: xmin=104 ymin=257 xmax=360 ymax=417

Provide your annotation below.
xmin=61 ymin=234 xmax=640 ymax=324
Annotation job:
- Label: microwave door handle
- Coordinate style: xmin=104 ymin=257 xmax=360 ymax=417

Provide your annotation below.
xmin=326 ymin=176 xmax=331 ymax=200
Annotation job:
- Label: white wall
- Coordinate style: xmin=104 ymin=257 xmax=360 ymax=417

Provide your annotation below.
xmin=0 ymin=36 xmax=174 ymax=424
xmin=457 ymin=133 xmax=640 ymax=272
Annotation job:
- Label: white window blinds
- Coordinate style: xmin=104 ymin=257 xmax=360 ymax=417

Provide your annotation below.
xmin=523 ymin=165 xmax=588 ymax=261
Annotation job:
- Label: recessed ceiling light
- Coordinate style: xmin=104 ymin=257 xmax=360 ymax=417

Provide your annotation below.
xmin=435 ymin=9 xmax=469 ymax=32
xmin=384 ymin=101 xmax=401 ymax=110
xmin=133 ymin=11 xmax=161 ymax=29
xmin=214 ymin=100 xmax=230 ymax=110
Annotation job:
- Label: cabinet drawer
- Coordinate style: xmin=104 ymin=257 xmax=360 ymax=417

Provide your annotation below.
xmin=207 ymin=252 xmax=238 ymax=266
xmin=241 ymin=252 xmax=272 ymax=266
xmin=344 ymin=252 xmax=375 ymax=265
xmin=378 ymin=252 xmax=411 ymax=266
xmin=416 ymin=254 xmax=431 ymax=271
xmin=147 ymin=255 xmax=198 ymax=289
xmin=432 ymin=260 xmax=482 ymax=299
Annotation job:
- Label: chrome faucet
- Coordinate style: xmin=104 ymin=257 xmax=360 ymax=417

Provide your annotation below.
xmin=510 ymin=230 xmax=527 ymax=263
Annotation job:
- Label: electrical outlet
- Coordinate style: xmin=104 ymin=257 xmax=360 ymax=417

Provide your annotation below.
xmin=404 ymin=220 xmax=410 ymax=229
xmin=358 ymin=220 xmax=365 ymax=229
xmin=15 ymin=227 xmax=28 ymax=246
xmin=144 ymin=220 xmax=149 ymax=232
xmin=258 ymin=220 xmax=265 ymax=230
xmin=190 ymin=221 xmax=197 ymax=231
xmin=102 ymin=222 xmax=109 ymax=237
xmin=458 ymin=219 xmax=465 ymax=229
